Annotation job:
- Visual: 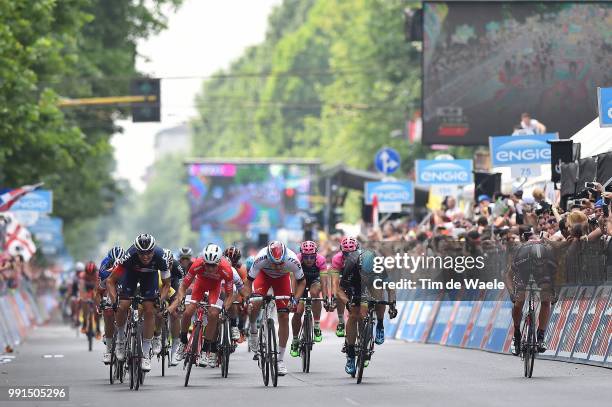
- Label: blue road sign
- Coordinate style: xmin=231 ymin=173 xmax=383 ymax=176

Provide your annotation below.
xmin=374 ymin=148 xmax=401 ymax=174
xmin=598 ymin=87 xmax=612 ymax=127
xmin=10 ymin=190 xmax=53 ymax=213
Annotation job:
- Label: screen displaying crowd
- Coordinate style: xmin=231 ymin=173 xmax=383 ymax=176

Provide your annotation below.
xmin=423 ymin=1 xmax=612 ymax=145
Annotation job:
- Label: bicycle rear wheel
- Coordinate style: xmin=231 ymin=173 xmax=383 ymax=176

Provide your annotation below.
xmin=268 ymin=319 xmax=279 ymax=387
xmin=301 ymin=313 xmax=312 ymax=373
xmin=185 ymin=323 xmax=200 ymax=387
xmin=526 ymin=311 xmax=536 ymax=378
xmin=161 ymin=321 xmax=168 ymax=377
xmin=258 ymin=325 xmax=269 ymax=386
xmin=357 ymin=320 xmax=372 ymax=384
xmin=87 ymin=313 xmax=94 ymax=352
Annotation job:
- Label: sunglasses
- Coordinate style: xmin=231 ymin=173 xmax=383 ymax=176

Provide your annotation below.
xmin=302 ymin=254 xmax=316 ymax=261
xmin=137 ymin=250 xmax=154 ymax=256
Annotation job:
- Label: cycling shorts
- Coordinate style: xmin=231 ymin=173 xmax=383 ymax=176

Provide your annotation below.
xmin=121 ymin=269 xmax=159 ymax=300
xmin=190 ymin=276 xmax=222 ymax=305
xmin=252 ymin=272 xmax=291 ymax=310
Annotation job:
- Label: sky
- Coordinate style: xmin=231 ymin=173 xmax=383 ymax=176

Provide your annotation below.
xmin=111 ymin=0 xmax=282 ymax=192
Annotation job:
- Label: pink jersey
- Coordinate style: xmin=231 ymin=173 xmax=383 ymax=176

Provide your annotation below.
xmin=331 ymin=252 xmax=345 ymax=272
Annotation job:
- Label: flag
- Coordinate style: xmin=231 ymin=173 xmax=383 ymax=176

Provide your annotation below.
xmin=0 ymin=183 xmax=44 ymax=212
xmin=408 ymin=111 xmax=422 ymax=143
xmin=2 ymin=212 xmax=36 ymax=261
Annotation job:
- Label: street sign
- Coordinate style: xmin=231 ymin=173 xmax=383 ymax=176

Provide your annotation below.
xmin=415 ymin=159 xmax=473 ymax=185
xmin=10 ymin=189 xmax=53 ymax=213
xmin=374 ymin=147 xmax=401 ymax=175
xmin=364 ymin=181 xmax=414 ymax=205
xmin=598 ymin=87 xmax=612 ymax=127
xmin=489 ymin=134 xmax=558 ymax=167
xmin=11 ymin=211 xmax=39 ymax=226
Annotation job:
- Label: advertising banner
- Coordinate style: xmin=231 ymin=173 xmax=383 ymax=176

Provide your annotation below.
xmin=489 ymin=134 xmax=558 ymax=167
xmin=415 ymin=159 xmax=473 ymax=186
xmin=557 ymin=286 xmax=596 ymax=358
xmin=573 ymin=285 xmax=612 ymax=360
xmin=364 ymin=181 xmax=415 ymax=205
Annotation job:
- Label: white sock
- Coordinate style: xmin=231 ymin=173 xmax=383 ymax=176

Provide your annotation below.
xmin=143 ymin=338 xmax=152 ymax=357
xmin=250 ymin=323 xmax=258 ymax=335
xmin=171 ymin=339 xmax=180 ymax=354
xmin=278 ymin=346 xmax=286 ymax=361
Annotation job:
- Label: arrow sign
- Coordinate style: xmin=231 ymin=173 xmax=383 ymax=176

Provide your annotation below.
xmin=375 ymin=147 xmax=401 ymax=175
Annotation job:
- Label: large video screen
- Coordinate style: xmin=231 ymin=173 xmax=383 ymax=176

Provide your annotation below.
xmin=423 ymin=1 xmax=612 ymax=145
xmin=188 ymin=162 xmax=317 ymax=232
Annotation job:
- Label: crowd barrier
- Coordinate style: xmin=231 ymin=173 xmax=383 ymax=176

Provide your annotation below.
xmin=384 ymin=284 xmax=611 ymax=368
xmin=0 ymin=285 xmax=57 ymax=351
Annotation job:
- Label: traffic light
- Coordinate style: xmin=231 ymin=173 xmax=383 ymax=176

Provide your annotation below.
xmin=130 ymin=78 xmax=160 ymax=122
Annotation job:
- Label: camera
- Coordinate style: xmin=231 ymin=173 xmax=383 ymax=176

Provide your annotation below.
xmin=585 ymin=182 xmax=597 ymax=189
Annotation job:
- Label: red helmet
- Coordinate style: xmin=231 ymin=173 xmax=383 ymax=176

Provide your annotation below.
xmin=300 ymin=241 xmax=317 ymax=255
xmin=266 ymin=241 xmax=286 ymax=265
xmin=85 ymin=261 xmax=97 ymax=274
xmin=340 ymin=237 xmax=358 ymax=253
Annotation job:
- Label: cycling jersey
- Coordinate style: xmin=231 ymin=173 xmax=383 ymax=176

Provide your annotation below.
xmin=340 ymin=249 xmax=385 ymax=304
xmin=248 ymin=247 xmax=304 ymax=280
xmin=113 ymin=245 xmax=169 ymax=300
xmin=183 ymin=257 xmax=233 ymax=305
xmin=165 ymin=258 xmax=184 ymax=293
xmin=330 ymin=251 xmax=345 ymax=274
xmin=79 ymin=269 xmax=98 ymax=291
xmin=230 ymin=267 xmax=245 ymax=292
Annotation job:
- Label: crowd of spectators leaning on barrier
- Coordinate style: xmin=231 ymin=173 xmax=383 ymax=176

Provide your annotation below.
xmin=313 ymin=183 xmax=612 ymax=287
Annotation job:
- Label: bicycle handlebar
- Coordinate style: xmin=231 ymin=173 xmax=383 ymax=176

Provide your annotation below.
xmin=184 ymin=299 xmax=223 ymax=309
xmin=248 ymin=295 xmax=292 ymax=303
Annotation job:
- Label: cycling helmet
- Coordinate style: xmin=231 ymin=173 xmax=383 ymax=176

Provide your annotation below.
xmin=340 ymin=236 xmax=359 ymax=253
xmin=202 ymin=244 xmax=222 ymax=265
xmin=85 ymin=261 xmax=97 ymax=274
xmin=179 ymin=247 xmax=193 ymax=259
xmin=266 ymin=241 xmax=286 ymax=265
xmin=300 ymin=240 xmax=317 ymax=255
xmin=134 ymin=233 xmax=156 ymax=253
xmin=223 ymin=246 xmax=241 ymax=267
xmin=75 ymin=262 xmax=85 ymax=272
xmin=107 ymin=246 xmax=124 ymax=262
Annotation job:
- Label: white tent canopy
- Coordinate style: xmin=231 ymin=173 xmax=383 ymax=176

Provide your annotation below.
xmin=571 ymin=117 xmax=612 ymax=158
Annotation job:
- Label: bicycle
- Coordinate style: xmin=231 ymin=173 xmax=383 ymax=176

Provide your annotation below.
xmin=520 ymin=274 xmax=540 ymax=378
xmin=183 ymin=298 xmax=221 ymax=387
xmin=125 ymin=295 xmax=145 ymax=391
xmin=354 ymin=299 xmax=394 ymax=384
xmin=84 ymin=297 xmax=96 ymax=352
xmin=298 ymin=297 xmax=325 ymax=373
xmin=157 ymin=301 xmax=170 ymax=377
xmin=248 ymin=294 xmax=291 ymax=387
xmin=98 ymin=298 xmax=121 ymax=385
xmin=216 ymin=306 xmax=232 ymax=378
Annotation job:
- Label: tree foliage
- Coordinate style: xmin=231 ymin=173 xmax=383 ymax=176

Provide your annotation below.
xmin=192 ymin=0 xmax=426 ymax=176
xmin=0 ymin=0 xmax=181 ymax=259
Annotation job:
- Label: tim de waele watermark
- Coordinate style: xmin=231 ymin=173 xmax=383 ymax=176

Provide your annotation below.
xmin=371 ymin=253 xmax=506 ymax=291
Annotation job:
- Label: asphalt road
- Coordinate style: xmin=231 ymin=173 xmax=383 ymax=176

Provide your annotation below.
xmin=1 ymin=319 xmax=610 ymax=407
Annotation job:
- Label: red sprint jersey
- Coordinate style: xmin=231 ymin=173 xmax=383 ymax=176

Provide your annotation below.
xmin=183 ymin=257 xmax=233 ymax=295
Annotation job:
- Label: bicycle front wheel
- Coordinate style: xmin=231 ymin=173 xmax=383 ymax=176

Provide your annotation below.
xmin=526 ymin=311 xmax=536 ymax=378
xmin=268 ymin=319 xmax=279 ymax=387
xmin=357 ymin=319 xmax=372 ymax=384
xmin=185 ymin=323 xmax=201 ymax=387
xmin=221 ymin=320 xmax=231 ymax=378
xmin=301 ymin=313 xmax=312 ymax=373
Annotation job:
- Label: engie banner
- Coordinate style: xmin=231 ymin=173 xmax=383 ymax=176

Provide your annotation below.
xmin=489 ymin=134 xmax=558 ymax=167
xmin=415 ymin=159 xmax=473 ymax=186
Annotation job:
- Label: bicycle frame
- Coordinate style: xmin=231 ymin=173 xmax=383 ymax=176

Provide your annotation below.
xmin=355 ymin=299 xmax=393 ymax=384
xmin=521 ymin=274 xmax=540 ymax=378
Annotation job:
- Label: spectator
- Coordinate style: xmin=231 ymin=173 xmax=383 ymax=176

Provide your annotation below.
xmin=518 ymin=112 xmax=546 ymax=134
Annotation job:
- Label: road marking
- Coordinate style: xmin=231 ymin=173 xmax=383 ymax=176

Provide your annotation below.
xmin=345 ymin=397 xmax=360 ymax=406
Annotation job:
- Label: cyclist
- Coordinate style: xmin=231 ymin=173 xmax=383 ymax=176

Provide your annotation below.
xmin=70 ymin=262 xmax=85 ymax=328
xmin=97 ymin=246 xmax=124 ymax=364
xmin=79 ymin=261 xmax=100 ymax=339
xmin=168 ymin=244 xmax=234 ymax=368
xmin=337 ymin=248 xmax=397 ymax=375
xmin=330 ymin=237 xmax=359 ymax=337
xmin=178 ymin=247 xmax=193 ymax=272
xmin=290 ymin=240 xmax=327 ymax=357
xmin=505 ymin=232 xmax=556 ymax=355
xmin=244 ymin=241 xmax=306 ymax=376
xmin=107 ymin=234 xmax=171 ymax=372
xmin=151 ymin=249 xmax=182 ymax=358
xmin=223 ymin=246 xmax=248 ymax=342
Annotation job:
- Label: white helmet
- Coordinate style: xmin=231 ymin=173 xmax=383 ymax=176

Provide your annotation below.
xmin=75 ymin=262 xmax=85 ymax=272
xmin=202 ymin=244 xmax=222 ymax=265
